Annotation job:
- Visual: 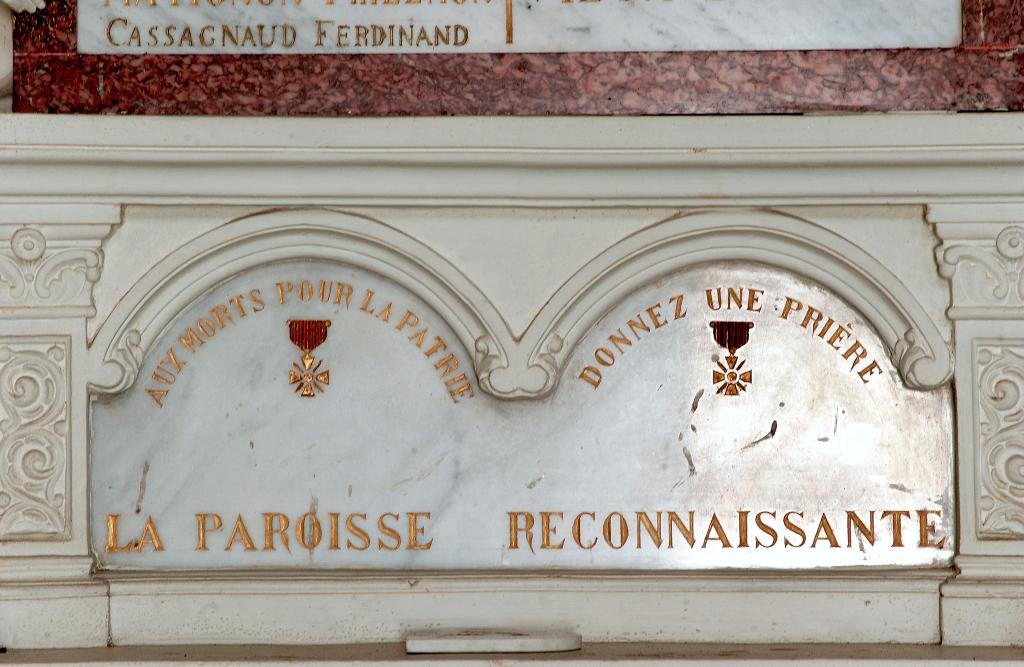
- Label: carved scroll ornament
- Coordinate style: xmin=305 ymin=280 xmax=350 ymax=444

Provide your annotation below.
xmin=0 ymin=341 xmax=68 ymax=539
xmin=939 ymin=226 xmax=1024 ymax=312
xmin=976 ymin=343 xmax=1024 ymax=538
xmin=0 ymin=227 xmax=103 ymax=310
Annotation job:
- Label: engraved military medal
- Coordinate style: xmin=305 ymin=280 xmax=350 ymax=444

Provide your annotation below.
xmin=287 ymin=319 xmax=331 ymax=397
xmin=709 ymin=320 xmax=753 ymax=396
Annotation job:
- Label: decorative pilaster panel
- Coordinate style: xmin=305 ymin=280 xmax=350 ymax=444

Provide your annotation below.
xmin=975 ymin=342 xmax=1024 ymax=538
xmin=0 ymin=205 xmax=114 ymax=649
xmin=931 ymin=204 xmax=1024 ymax=558
xmin=0 ymin=205 xmax=117 ymax=559
xmin=0 ymin=338 xmax=68 ymax=540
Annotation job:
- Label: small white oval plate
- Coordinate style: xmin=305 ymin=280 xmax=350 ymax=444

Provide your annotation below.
xmin=406 ymin=630 xmax=583 ymax=654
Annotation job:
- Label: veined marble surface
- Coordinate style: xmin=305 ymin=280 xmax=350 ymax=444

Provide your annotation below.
xmin=77 ymin=0 xmax=962 ymax=54
xmin=90 ymin=261 xmax=953 ymax=570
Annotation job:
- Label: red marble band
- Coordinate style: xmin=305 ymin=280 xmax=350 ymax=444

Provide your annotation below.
xmin=12 ymin=0 xmax=1024 ymax=115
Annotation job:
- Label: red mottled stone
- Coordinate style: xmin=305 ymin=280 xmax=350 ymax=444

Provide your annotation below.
xmin=963 ymin=0 xmax=1024 ymax=47
xmin=11 ymin=0 xmax=1024 ymax=114
xmin=964 ymin=0 xmax=985 ymax=44
xmin=12 ymin=0 xmax=75 ymax=55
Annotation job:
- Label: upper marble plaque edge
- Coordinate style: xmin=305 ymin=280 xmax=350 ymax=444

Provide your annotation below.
xmin=76 ymin=0 xmax=962 ymax=55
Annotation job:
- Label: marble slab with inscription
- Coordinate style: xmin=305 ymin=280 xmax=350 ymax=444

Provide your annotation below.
xmin=91 ymin=262 xmax=953 ymax=570
xmin=78 ymin=0 xmax=962 ymax=55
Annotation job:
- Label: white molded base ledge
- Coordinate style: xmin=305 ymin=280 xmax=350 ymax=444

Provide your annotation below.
xmin=3 ymin=643 xmax=1024 ymax=665
xmin=100 ymin=571 xmax=947 ymax=646
xmin=942 ymin=557 xmax=1024 ymax=647
xmin=0 ymin=581 xmax=109 ymax=649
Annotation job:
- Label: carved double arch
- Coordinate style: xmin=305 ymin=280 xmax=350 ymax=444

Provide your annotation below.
xmin=88 ymin=207 xmax=953 ymax=400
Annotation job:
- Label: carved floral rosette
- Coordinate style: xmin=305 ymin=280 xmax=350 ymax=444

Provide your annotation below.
xmin=976 ymin=343 xmax=1024 ymax=538
xmin=0 ymin=341 xmax=68 ymax=539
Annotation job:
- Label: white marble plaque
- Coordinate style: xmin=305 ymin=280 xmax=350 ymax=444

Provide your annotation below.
xmin=78 ymin=0 xmax=962 ymax=54
xmin=90 ymin=261 xmax=953 ymax=570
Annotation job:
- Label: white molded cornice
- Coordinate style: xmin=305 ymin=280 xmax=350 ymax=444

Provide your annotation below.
xmin=1 ymin=115 xmax=1024 ymax=206
xmin=0 ymin=555 xmax=93 ymax=582
xmin=952 ymin=555 xmax=1024 ymax=582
